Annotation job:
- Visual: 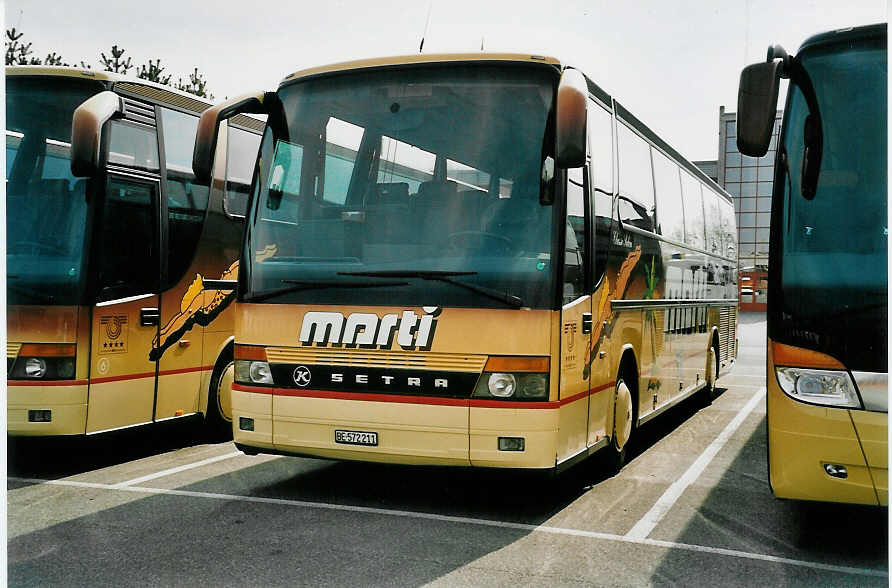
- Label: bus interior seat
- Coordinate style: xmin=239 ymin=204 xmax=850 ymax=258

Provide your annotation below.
xmin=413 ymin=180 xmax=480 ymax=241
xmin=480 ymin=196 xmax=549 ymax=254
xmin=364 ymin=182 xmax=410 ymax=244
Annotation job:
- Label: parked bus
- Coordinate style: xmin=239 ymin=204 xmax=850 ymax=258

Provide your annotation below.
xmin=737 ymin=23 xmax=887 ymax=504
xmin=193 ymin=53 xmax=738 ymax=471
xmin=7 ymin=66 xmax=262 ymax=437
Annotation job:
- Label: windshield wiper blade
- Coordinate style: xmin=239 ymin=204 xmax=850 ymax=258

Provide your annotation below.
xmin=339 ymin=270 xmax=525 ymax=308
xmin=245 ymin=279 xmax=409 ymax=304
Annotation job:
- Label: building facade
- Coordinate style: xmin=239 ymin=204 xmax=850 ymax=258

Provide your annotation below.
xmin=716 ymin=106 xmax=783 ymax=311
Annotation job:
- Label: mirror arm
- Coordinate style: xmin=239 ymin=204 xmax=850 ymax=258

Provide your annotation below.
xmin=70 ymin=91 xmax=123 ymax=177
xmin=192 ymin=91 xmax=271 ymax=183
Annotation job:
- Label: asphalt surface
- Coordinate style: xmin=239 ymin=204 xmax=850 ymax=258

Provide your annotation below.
xmin=7 ymin=313 xmax=889 ymax=586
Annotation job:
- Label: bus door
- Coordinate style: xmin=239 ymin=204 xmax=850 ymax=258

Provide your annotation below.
xmin=558 ymin=167 xmax=593 ymax=461
xmin=153 ymin=107 xmax=215 ymax=421
xmin=87 ymin=117 xmax=163 ymax=433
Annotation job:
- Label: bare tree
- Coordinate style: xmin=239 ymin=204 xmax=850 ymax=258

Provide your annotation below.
xmin=176 ymin=67 xmax=214 ymax=100
xmin=6 ymin=27 xmax=40 ymax=65
xmin=138 ymin=58 xmax=171 ymax=85
xmin=100 ymin=44 xmax=133 ymax=74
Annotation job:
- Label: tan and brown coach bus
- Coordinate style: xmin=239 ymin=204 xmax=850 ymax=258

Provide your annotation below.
xmin=7 ymin=66 xmax=261 ymax=437
xmin=193 ymin=53 xmax=738 ymax=471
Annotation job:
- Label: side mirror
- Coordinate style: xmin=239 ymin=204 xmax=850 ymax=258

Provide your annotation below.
xmin=193 ymin=92 xmax=268 ymax=183
xmin=70 ymin=91 xmax=123 ymax=177
xmin=736 ymin=60 xmax=782 ymax=157
xmin=555 ymin=68 xmax=588 ymax=169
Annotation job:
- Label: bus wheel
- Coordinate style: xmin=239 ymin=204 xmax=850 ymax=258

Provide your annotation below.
xmin=700 ymin=344 xmax=719 ymax=406
xmin=205 ymin=347 xmax=234 ymax=441
xmin=607 ymin=378 xmax=634 ymax=472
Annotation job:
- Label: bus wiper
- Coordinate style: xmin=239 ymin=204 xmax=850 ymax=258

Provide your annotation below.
xmin=339 ymin=270 xmax=525 ymax=308
xmin=244 ymin=279 xmax=409 ymax=304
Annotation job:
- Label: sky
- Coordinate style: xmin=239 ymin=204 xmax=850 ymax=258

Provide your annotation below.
xmin=4 ymin=0 xmax=886 ymax=161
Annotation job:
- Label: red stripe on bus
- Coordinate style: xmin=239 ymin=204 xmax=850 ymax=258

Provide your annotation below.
xmin=233 ymin=381 xmax=617 ymax=409
xmin=234 ymin=385 xmax=469 ymax=407
xmin=558 ymin=381 xmax=615 ymax=406
xmin=90 ymin=371 xmax=156 ymax=384
xmin=8 ymin=379 xmax=89 ymax=387
xmin=158 ymin=365 xmax=215 ymax=377
xmin=88 ymin=365 xmax=214 ymax=385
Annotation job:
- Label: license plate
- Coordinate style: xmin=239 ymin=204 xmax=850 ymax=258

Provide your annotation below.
xmin=334 ymin=429 xmax=378 ymax=446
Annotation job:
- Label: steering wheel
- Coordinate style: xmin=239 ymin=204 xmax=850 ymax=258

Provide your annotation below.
xmin=446 ymin=231 xmax=515 ymax=255
xmin=10 ymin=240 xmax=67 ymax=255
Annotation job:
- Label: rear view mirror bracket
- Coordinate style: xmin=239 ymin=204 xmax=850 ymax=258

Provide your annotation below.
xmin=193 ymin=92 xmax=271 ymax=183
xmin=70 ymin=91 xmax=124 ymax=178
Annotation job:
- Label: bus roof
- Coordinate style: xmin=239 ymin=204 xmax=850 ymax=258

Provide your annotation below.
xmin=280 ymin=53 xmax=563 ymax=86
xmin=6 ymin=65 xmax=265 ymax=131
xmin=798 ymin=22 xmax=886 ymax=53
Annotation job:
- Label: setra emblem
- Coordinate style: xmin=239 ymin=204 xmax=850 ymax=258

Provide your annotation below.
xmin=293 ymin=366 xmax=312 ymax=387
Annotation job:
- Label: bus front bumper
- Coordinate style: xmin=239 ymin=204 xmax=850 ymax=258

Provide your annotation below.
xmin=232 ymin=386 xmax=559 ymax=468
xmin=768 ymin=380 xmax=887 ymax=505
xmin=7 ymin=382 xmax=88 ymax=436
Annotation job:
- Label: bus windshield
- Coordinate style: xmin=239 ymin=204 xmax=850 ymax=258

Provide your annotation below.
xmin=243 ymin=65 xmax=558 ymax=309
xmin=775 ymin=36 xmax=887 ymax=370
xmin=6 ymin=77 xmax=103 ymax=305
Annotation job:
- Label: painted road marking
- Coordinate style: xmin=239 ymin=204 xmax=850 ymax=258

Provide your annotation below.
xmin=625 ymin=387 xmax=766 ymax=541
xmin=110 ymin=451 xmax=242 ymax=488
xmin=8 ymin=474 xmax=884 ymax=579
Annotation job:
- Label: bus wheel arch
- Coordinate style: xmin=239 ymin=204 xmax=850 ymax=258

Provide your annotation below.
xmin=205 ymin=340 xmax=235 ymax=441
xmin=607 ymin=349 xmax=639 ymax=472
xmin=702 ymin=329 xmax=721 ymax=404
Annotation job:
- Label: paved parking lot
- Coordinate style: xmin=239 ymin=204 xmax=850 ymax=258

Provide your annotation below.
xmin=8 ymin=313 xmax=888 ymax=586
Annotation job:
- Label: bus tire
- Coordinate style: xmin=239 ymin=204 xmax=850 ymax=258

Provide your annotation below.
xmin=607 ymin=377 xmax=634 ymax=473
xmin=205 ymin=346 xmax=234 ymax=441
xmin=700 ymin=340 xmax=720 ymax=406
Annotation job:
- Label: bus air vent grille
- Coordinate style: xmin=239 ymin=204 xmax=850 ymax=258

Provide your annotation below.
xmin=7 ymin=342 xmax=22 ymax=359
xmin=719 ymin=306 xmax=737 ymax=362
xmin=120 ymin=96 xmax=156 ymax=127
xmin=115 ymin=82 xmax=211 ymax=115
xmin=265 ymin=348 xmax=487 ymax=373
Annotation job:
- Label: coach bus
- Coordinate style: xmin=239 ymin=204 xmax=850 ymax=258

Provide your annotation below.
xmin=193 ymin=53 xmax=738 ymax=471
xmin=737 ymin=23 xmax=887 ymax=504
xmin=7 ymin=66 xmax=262 ymax=438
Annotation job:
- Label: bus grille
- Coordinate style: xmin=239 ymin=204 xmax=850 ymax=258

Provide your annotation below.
xmin=7 ymin=342 xmax=21 ymax=359
xmin=719 ymin=306 xmax=738 ymax=362
xmin=265 ymin=348 xmax=487 ymax=373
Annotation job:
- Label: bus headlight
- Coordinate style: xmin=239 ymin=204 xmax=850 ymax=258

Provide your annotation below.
xmin=24 ymin=358 xmax=47 ymax=378
xmin=235 ymin=360 xmax=274 ymax=385
xmin=775 ymin=367 xmax=862 ymax=409
xmin=473 ymin=372 xmax=549 ymax=401
xmin=488 ymin=373 xmax=516 ymax=397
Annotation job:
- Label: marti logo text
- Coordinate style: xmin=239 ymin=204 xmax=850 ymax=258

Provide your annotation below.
xmin=299 ymin=307 xmax=441 ymax=350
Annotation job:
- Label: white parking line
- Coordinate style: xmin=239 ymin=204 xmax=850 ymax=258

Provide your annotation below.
xmin=625 ymin=387 xmax=766 ymax=541
xmin=7 ymin=474 xmax=885 ymax=578
xmin=110 ymin=451 xmax=242 ymax=488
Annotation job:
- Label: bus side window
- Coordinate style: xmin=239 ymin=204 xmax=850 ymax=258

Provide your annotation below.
xmin=587 ymin=101 xmax=613 ymax=284
xmin=616 ymin=122 xmax=655 ymax=232
xmin=563 ymin=167 xmax=587 ymax=304
xmin=652 ymin=148 xmax=685 ymax=243
xmin=225 ymin=125 xmax=262 ymax=218
xmin=160 ymin=108 xmax=209 ymax=289
xmin=680 ymin=171 xmax=706 ymax=250
xmin=587 ymin=100 xmax=613 ymax=194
